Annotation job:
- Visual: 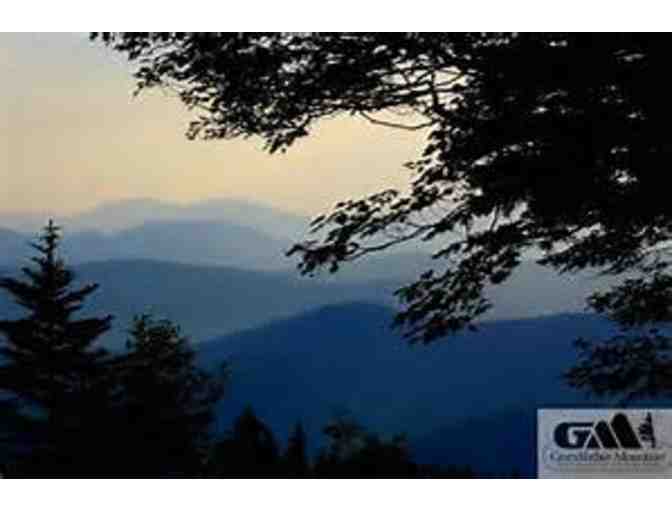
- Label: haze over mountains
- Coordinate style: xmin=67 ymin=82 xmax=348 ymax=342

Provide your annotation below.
xmin=0 ymin=197 xmax=631 ymax=475
xmin=0 ymin=259 xmax=401 ymax=345
xmin=0 ymin=198 xmax=311 ymax=238
xmin=0 ymin=198 xmax=434 ymax=274
xmin=0 ymin=198 xmax=307 ymax=271
xmin=0 ymin=197 xmax=615 ymax=320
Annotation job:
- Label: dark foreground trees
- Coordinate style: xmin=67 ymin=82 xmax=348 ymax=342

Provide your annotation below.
xmin=0 ymin=222 xmax=226 ymax=476
xmin=208 ymin=406 xmax=281 ymax=477
xmin=0 ymin=222 xmax=467 ymax=477
xmin=314 ymin=415 xmax=416 ymax=476
xmin=207 ymin=408 xmax=473 ymax=478
xmin=94 ymin=33 xmax=672 ymax=398
xmin=284 ymin=421 xmax=309 ymax=476
xmin=106 ymin=315 xmax=227 ymax=476
xmin=0 ymin=221 xmax=112 ymax=474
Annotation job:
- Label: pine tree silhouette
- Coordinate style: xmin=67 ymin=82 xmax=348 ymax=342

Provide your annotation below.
xmin=108 ymin=314 xmax=226 ymax=476
xmin=0 ymin=220 xmax=112 ymax=475
xmin=284 ymin=421 xmax=309 ymax=477
xmin=209 ymin=406 xmax=280 ymax=477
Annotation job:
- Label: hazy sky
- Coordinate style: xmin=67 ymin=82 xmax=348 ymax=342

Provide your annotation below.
xmin=0 ymin=33 xmax=425 ymax=217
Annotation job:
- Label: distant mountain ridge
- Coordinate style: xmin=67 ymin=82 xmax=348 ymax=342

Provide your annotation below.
xmin=198 ymin=304 xmax=619 ymax=476
xmin=0 ymin=197 xmax=621 ymax=323
xmin=61 ymin=220 xmax=295 ymax=271
xmin=0 ymin=225 xmax=618 ymax=324
xmin=0 ymin=219 xmax=296 ymax=272
xmin=0 ymin=260 xmax=400 ymax=346
xmin=0 ymin=198 xmax=311 ymax=239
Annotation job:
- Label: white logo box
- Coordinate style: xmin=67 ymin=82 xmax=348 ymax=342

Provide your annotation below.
xmin=538 ymin=409 xmax=672 ymax=478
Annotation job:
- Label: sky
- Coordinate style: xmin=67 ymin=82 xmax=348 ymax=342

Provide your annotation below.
xmin=0 ymin=33 xmax=425 ymax=218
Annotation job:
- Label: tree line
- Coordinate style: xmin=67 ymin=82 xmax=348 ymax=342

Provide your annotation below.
xmin=0 ymin=221 xmax=471 ymax=478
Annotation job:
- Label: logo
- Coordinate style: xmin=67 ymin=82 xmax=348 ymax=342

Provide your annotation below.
xmin=538 ymin=409 xmax=672 ymax=478
xmin=553 ymin=412 xmax=654 ymax=450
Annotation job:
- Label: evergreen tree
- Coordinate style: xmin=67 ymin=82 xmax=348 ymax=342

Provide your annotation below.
xmin=209 ymin=406 xmax=279 ymax=477
xmin=315 ymin=416 xmax=418 ymax=477
xmin=284 ymin=421 xmax=309 ymax=477
xmin=0 ymin=221 xmax=112 ymax=474
xmin=109 ymin=314 xmax=226 ymax=476
xmin=320 ymin=414 xmax=365 ymax=465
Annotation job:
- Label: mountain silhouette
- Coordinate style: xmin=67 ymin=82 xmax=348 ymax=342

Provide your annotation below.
xmin=0 ymin=261 xmax=400 ymax=346
xmin=198 ymin=304 xmax=620 ymax=475
xmin=0 ymin=219 xmax=619 ymax=322
xmin=0 ymin=198 xmax=310 ymax=239
xmin=61 ymin=220 xmax=295 ymax=271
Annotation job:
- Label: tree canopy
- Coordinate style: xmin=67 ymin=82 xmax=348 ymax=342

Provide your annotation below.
xmin=107 ymin=314 xmax=227 ymax=476
xmin=93 ymin=33 xmax=672 ymax=395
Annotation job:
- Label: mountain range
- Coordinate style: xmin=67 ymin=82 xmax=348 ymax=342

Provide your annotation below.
xmin=0 ymin=198 xmax=311 ymax=239
xmin=199 ymin=304 xmax=621 ymax=476
xmin=0 ymin=198 xmax=618 ymax=323
xmin=0 ymin=259 xmax=400 ymax=346
xmin=0 ymin=251 xmax=619 ymax=351
xmin=0 ymin=197 xmax=634 ymax=477
xmin=0 ymin=198 xmax=306 ymax=271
